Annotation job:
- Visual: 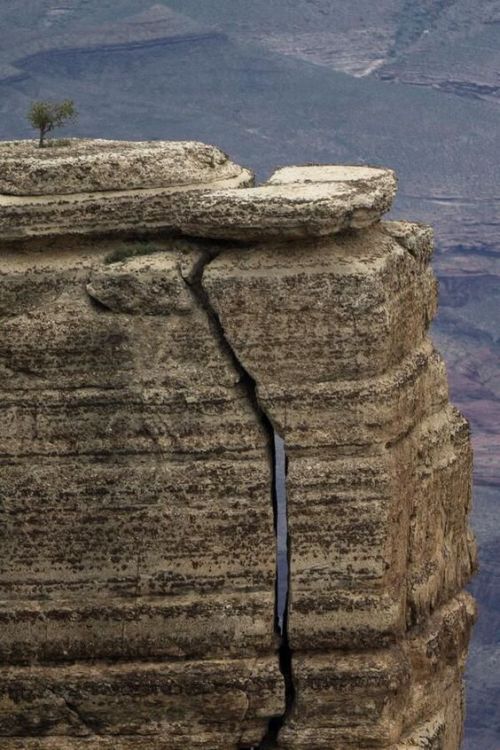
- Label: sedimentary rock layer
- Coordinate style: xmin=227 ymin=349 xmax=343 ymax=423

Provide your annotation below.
xmin=0 ymin=145 xmax=395 ymax=241
xmin=203 ymin=218 xmax=476 ymax=745
xmin=0 ymin=140 xmax=475 ymax=748
xmin=0 ymin=237 xmax=281 ymax=745
xmin=175 ymin=165 xmax=397 ymax=240
xmin=279 ymin=593 xmax=475 ymax=749
xmin=0 ymin=657 xmax=283 ymax=748
xmin=0 ymin=140 xmax=246 ymax=195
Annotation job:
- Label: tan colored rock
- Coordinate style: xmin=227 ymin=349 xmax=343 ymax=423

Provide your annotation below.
xmin=396 ymin=715 xmax=446 ymax=750
xmin=0 ymin=139 xmax=245 ymax=195
xmin=86 ymin=249 xmax=198 ymax=315
xmin=203 ymin=225 xmax=437 ymax=386
xmin=176 ymin=164 xmax=397 ymax=240
xmin=0 ymin=144 xmax=475 ymax=749
xmin=0 ymin=238 xmax=281 ymax=744
xmin=0 ymin=657 xmax=283 ymax=748
xmin=202 ymin=223 xmax=474 ymax=652
xmin=278 ymin=593 xmax=474 ymax=749
xmin=406 ymin=407 xmax=476 ymax=625
xmin=202 ymin=217 xmax=476 ymax=745
xmin=0 ymin=139 xmax=254 ymax=241
xmin=383 ymin=219 xmax=435 ymax=269
xmin=0 ymin=147 xmax=395 ymax=242
xmin=0 ymin=178 xmax=256 ymax=242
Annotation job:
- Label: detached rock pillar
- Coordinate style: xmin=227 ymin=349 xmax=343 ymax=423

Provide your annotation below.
xmin=200 ymin=166 xmax=477 ymax=749
xmin=0 ymin=141 xmax=475 ymax=749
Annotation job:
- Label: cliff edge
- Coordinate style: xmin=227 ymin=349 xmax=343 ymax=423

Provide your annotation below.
xmin=0 ymin=140 xmax=476 ymax=749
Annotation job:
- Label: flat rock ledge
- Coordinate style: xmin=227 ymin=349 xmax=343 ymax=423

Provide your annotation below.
xmin=178 ymin=165 xmax=397 ymax=240
xmin=0 ymin=139 xmax=246 ymax=195
xmin=0 ymin=140 xmax=396 ymax=241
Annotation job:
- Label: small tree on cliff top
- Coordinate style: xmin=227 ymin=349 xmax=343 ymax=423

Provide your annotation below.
xmin=27 ymin=100 xmax=77 ymax=148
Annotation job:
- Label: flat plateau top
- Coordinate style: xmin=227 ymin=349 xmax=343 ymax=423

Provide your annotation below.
xmin=0 ymin=139 xmax=397 ymax=241
xmin=268 ymin=165 xmax=391 ymax=185
xmin=173 ymin=164 xmax=397 ymax=240
xmin=0 ymin=139 xmax=248 ymax=196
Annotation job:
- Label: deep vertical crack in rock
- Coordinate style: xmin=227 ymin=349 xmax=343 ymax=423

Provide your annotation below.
xmin=182 ymin=249 xmax=296 ymax=749
xmin=258 ymin=433 xmax=295 ymax=749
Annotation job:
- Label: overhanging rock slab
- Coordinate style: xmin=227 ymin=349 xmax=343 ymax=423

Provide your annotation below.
xmin=0 ymin=143 xmax=395 ymax=242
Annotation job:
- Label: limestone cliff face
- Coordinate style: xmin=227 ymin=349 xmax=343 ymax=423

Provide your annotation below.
xmin=0 ymin=140 xmax=476 ymax=749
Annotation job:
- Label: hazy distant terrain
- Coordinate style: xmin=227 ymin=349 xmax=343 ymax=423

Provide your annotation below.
xmin=0 ymin=2 xmax=498 ymax=746
xmin=1 ymin=0 xmax=500 ymax=251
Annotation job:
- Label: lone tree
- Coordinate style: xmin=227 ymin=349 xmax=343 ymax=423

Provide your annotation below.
xmin=27 ymin=100 xmax=77 ymax=148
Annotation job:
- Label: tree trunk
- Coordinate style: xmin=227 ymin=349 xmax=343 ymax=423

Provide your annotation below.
xmin=38 ymin=129 xmax=46 ymax=148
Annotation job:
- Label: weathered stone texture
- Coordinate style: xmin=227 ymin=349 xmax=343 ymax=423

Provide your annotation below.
xmin=175 ymin=165 xmax=397 ymax=240
xmin=203 ymin=226 xmax=436 ymax=384
xmin=0 ymin=236 xmax=282 ymax=744
xmin=203 ymin=218 xmax=476 ymax=745
xmin=0 ymin=150 xmax=394 ymax=242
xmin=0 ymin=140 xmax=246 ymax=195
xmin=0 ymin=140 xmax=475 ymax=748
xmin=0 ymin=657 xmax=283 ymax=747
xmin=279 ymin=593 xmax=474 ymax=749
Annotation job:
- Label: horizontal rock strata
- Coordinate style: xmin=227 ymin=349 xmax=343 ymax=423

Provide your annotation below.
xmin=0 ymin=657 xmax=283 ymax=748
xmin=0 ymin=140 xmax=475 ymax=749
xmin=203 ymin=217 xmax=477 ymax=745
xmin=0 ymin=236 xmax=281 ymax=747
xmin=279 ymin=593 xmax=474 ymax=749
xmin=0 ymin=140 xmax=246 ymax=195
xmin=0 ymin=144 xmax=395 ymax=241
xmin=175 ymin=165 xmax=397 ymax=240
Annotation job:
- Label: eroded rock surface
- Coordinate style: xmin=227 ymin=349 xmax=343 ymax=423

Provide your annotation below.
xmin=204 ymin=219 xmax=476 ymax=746
xmin=0 ymin=140 xmax=475 ymax=749
xmin=0 ymin=237 xmax=282 ymax=748
xmin=0 ymin=139 xmax=245 ymax=195
xmin=176 ymin=165 xmax=397 ymax=240
xmin=0 ymin=149 xmax=395 ymax=241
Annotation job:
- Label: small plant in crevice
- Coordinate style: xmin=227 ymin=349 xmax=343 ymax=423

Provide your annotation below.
xmin=103 ymin=242 xmax=166 ymax=265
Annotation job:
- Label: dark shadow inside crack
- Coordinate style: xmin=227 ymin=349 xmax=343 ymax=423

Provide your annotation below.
xmin=184 ymin=250 xmax=296 ymax=749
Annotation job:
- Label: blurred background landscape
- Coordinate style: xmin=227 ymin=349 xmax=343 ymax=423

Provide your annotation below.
xmin=0 ymin=2 xmax=498 ymax=746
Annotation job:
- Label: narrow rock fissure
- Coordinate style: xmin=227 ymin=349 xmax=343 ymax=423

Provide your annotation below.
xmin=182 ymin=250 xmax=295 ymax=749
xmin=252 ymin=434 xmax=295 ymax=750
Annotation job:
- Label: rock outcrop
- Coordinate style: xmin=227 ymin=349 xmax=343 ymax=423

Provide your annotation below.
xmin=0 ymin=140 xmax=476 ymax=749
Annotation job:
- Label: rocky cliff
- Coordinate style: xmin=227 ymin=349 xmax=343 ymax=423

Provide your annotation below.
xmin=0 ymin=140 xmax=476 ymax=749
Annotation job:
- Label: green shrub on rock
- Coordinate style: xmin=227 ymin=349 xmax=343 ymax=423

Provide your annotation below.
xmin=27 ymin=100 xmax=77 ymax=148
